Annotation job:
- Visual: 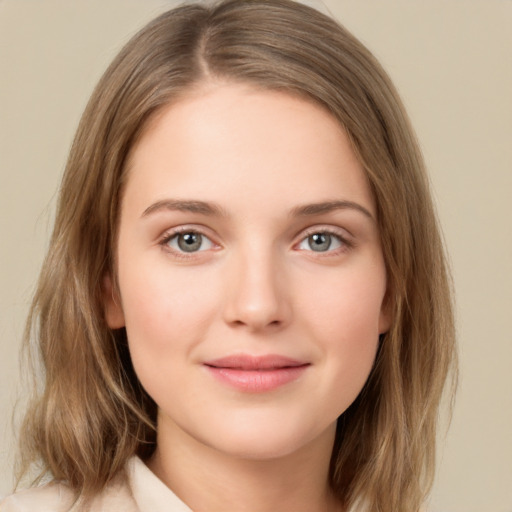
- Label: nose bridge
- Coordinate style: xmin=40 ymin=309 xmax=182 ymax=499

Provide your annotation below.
xmin=224 ymin=239 xmax=290 ymax=331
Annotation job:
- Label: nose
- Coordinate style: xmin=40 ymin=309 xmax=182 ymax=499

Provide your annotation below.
xmin=222 ymin=246 xmax=292 ymax=333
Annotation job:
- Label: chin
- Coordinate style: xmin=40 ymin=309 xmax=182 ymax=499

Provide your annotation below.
xmin=196 ymin=413 xmax=336 ymax=461
xmin=207 ymin=435 xmax=307 ymax=461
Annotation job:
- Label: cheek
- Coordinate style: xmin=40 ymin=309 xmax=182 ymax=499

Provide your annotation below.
xmin=117 ymin=259 xmax=220 ymax=370
xmin=298 ymin=264 xmax=385 ymax=395
xmin=301 ymin=262 xmax=386 ymax=340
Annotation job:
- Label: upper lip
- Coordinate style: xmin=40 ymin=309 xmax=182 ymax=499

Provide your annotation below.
xmin=203 ymin=354 xmax=309 ymax=370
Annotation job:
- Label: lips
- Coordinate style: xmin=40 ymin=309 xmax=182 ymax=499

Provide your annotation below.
xmin=204 ymin=354 xmax=308 ymax=370
xmin=203 ymin=354 xmax=310 ymax=392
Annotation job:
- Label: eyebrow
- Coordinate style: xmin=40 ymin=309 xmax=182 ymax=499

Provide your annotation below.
xmin=142 ymin=199 xmax=229 ymax=218
xmin=141 ymin=198 xmax=373 ymax=220
xmin=289 ymin=200 xmax=373 ymax=219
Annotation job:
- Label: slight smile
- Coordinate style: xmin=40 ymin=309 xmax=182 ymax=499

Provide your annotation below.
xmin=203 ymin=354 xmax=311 ymax=393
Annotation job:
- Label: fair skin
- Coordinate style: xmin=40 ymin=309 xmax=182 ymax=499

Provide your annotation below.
xmin=105 ymin=82 xmax=390 ymax=512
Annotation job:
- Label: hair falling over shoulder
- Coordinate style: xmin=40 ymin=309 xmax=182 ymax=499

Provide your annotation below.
xmin=16 ymin=1 xmax=457 ymax=511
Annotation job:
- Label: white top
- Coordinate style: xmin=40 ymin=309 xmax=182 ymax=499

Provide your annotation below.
xmin=0 ymin=457 xmax=192 ymax=512
xmin=1 ymin=459 xmax=427 ymax=512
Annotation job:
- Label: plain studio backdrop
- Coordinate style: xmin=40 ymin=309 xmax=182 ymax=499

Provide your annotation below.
xmin=0 ymin=1 xmax=511 ymax=511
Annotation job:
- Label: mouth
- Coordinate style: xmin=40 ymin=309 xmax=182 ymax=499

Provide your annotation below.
xmin=203 ymin=354 xmax=310 ymax=392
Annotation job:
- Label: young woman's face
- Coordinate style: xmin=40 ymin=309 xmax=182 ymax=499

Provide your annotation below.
xmin=107 ymin=83 xmax=390 ymax=460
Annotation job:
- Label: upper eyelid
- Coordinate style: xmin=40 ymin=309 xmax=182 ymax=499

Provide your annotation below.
xmin=160 ymin=224 xmax=215 ymax=241
xmin=298 ymin=224 xmax=353 ymax=241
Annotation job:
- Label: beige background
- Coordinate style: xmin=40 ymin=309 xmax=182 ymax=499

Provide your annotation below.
xmin=1 ymin=1 xmax=511 ymax=510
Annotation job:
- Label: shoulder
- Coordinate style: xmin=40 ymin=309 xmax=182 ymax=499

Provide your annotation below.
xmin=0 ymin=474 xmax=138 ymax=512
xmin=0 ymin=483 xmax=74 ymax=512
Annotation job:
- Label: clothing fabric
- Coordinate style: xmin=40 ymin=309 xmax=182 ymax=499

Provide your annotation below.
xmin=1 ymin=459 xmax=428 ymax=511
xmin=0 ymin=457 xmax=192 ymax=512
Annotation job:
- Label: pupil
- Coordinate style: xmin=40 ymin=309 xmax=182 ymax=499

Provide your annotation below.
xmin=309 ymin=233 xmax=331 ymax=252
xmin=178 ymin=232 xmax=202 ymax=252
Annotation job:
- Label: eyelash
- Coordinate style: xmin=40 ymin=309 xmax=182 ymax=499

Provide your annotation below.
xmin=299 ymin=227 xmax=354 ymax=256
xmin=159 ymin=226 xmax=354 ymax=261
xmin=159 ymin=226 xmax=215 ymax=261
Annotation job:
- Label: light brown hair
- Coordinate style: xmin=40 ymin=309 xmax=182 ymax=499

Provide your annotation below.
xmin=18 ymin=1 xmax=457 ymax=510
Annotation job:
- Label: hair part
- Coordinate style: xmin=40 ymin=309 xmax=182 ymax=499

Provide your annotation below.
xmin=17 ymin=1 xmax=457 ymax=511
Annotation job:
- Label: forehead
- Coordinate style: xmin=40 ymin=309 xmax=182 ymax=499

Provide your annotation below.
xmin=123 ymin=82 xmax=375 ymax=219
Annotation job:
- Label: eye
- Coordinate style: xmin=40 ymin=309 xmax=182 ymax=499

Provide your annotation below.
xmin=164 ymin=230 xmax=215 ymax=253
xmin=297 ymin=231 xmax=346 ymax=253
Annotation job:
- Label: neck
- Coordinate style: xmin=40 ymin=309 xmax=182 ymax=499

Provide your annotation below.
xmin=146 ymin=419 xmax=342 ymax=512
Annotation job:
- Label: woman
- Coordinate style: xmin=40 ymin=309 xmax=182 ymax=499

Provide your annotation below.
xmin=2 ymin=1 xmax=456 ymax=510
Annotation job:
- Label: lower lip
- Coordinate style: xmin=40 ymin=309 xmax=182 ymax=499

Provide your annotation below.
xmin=204 ymin=365 xmax=309 ymax=392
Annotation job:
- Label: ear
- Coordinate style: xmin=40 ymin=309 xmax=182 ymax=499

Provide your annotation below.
xmin=378 ymin=293 xmax=393 ymax=335
xmin=102 ymin=274 xmax=125 ymax=329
